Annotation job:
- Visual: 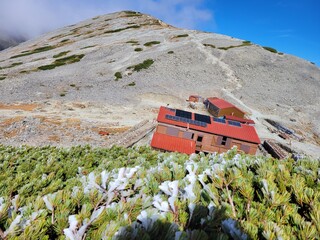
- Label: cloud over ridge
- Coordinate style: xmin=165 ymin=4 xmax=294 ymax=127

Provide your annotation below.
xmin=0 ymin=0 xmax=213 ymax=39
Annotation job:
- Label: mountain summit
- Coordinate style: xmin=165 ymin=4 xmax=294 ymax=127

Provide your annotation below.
xmin=0 ymin=11 xmax=319 ymax=157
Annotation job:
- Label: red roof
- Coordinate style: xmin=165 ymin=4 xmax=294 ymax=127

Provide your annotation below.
xmin=151 ymin=132 xmax=196 ymax=154
xmin=207 ymin=98 xmax=245 ymax=113
xmin=157 ymin=106 xmax=260 ymax=144
xmin=225 ymin=115 xmax=255 ymax=124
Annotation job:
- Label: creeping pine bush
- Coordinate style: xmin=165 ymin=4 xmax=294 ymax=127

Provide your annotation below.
xmin=0 ymin=145 xmax=319 ymax=239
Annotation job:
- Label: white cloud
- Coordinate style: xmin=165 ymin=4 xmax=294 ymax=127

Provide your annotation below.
xmin=0 ymin=0 xmax=213 ymax=39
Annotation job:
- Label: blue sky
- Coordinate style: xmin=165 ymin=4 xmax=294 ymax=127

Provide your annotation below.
xmin=1 ymin=0 xmax=319 ymax=65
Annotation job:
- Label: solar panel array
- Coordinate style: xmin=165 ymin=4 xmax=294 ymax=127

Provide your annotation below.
xmin=175 ymin=109 xmax=192 ymax=119
xmin=194 ymin=113 xmax=211 ymax=124
xmin=166 ymin=115 xmax=207 ymax=127
xmin=213 ymin=118 xmax=226 ymax=124
xmin=228 ymin=120 xmax=241 ymax=127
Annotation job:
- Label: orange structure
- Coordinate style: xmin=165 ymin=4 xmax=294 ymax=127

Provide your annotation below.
xmin=151 ymin=106 xmax=260 ymax=155
xmin=205 ymin=97 xmax=245 ymax=118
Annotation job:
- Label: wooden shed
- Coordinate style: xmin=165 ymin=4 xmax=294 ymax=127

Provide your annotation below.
xmin=151 ymin=106 xmax=261 ymax=155
xmin=204 ymin=97 xmax=245 ymax=118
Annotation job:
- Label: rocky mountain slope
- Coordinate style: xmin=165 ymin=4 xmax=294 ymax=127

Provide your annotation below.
xmin=0 ymin=11 xmax=319 ymax=157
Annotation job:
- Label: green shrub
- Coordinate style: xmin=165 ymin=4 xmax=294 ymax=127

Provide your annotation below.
xmin=2 ymin=62 xmax=23 ymax=69
xmin=70 ymin=84 xmax=76 ymax=87
xmin=134 ymin=48 xmax=143 ymax=52
xmin=60 ymin=39 xmax=69 ymax=43
xmin=10 ymin=45 xmax=56 ymax=59
xmin=38 ymin=54 xmax=85 ymax=70
xmin=60 ymin=92 xmax=66 ymax=97
xmin=0 ymin=76 xmax=6 ymax=80
xmin=263 ymin=46 xmax=278 ymax=53
xmin=114 ymin=72 xmax=122 ymax=80
xmin=127 ymin=59 xmax=154 ymax=72
xmin=167 ymin=51 xmax=174 ymax=54
xmin=53 ymin=51 xmax=70 ymax=58
xmin=80 ymin=45 xmax=96 ymax=50
xmin=128 ymin=81 xmax=136 ymax=86
xmin=218 ymin=41 xmax=252 ymax=50
xmin=126 ymin=40 xmax=139 ymax=44
xmin=174 ymin=34 xmax=189 ymax=38
xmin=203 ymin=43 xmax=216 ymax=48
xmin=144 ymin=41 xmax=161 ymax=47
xmin=104 ymin=25 xmax=140 ymax=34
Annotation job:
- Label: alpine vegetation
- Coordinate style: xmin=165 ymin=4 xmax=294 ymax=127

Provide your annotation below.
xmin=0 ymin=145 xmax=319 ymax=239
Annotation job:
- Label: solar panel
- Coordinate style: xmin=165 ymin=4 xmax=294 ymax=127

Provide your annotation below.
xmin=228 ymin=120 xmax=241 ymax=127
xmin=213 ymin=118 xmax=226 ymax=124
xmin=175 ymin=109 xmax=192 ymax=119
xmin=194 ymin=113 xmax=211 ymax=124
xmin=165 ymin=115 xmax=207 ymax=127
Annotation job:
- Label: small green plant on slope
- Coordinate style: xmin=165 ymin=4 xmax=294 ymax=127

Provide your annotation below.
xmin=144 ymin=41 xmax=161 ymax=47
xmin=203 ymin=43 xmax=216 ymax=48
xmin=134 ymin=48 xmax=143 ymax=52
xmin=104 ymin=25 xmax=140 ymax=34
xmin=218 ymin=41 xmax=252 ymax=50
xmin=38 ymin=54 xmax=85 ymax=70
xmin=128 ymin=81 xmax=136 ymax=86
xmin=10 ymin=46 xmax=56 ymax=59
xmin=53 ymin=51 xmax=70 ymax=58
xmin=167 ymin=51 xmax=174 ymax=54
xmin=263 ymin=46 xmax=278 ymax=53
xmin=127 ymin=59 xmax=154 ymax=72
xmin=114 ymin=72 xmax=122 ymax=80
xmin=174 ymin=34 xmax=189 ymax=38
xmin=0 ymin=76 xmax=6 ymax=80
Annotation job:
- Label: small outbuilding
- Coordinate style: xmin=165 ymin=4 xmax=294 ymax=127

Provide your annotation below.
xmin=151 ymin=106 xmax=261 ymax=155
xmin=204 ymin=97 xmax=245 ymax=118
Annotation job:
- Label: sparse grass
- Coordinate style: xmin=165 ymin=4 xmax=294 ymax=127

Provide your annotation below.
xmin=60 ymin=39 xmax=69 ymax=43
xmin=134 ymin=48 xmax=143 ymax=52
xmin=53 ymin=51 xmax=70 ymax=58
xmin=263 ymin=46 xmax=278 ymax=53
xmin=167 ymin=51 xmax=174 ymax=54
xmin=104 ymin=25 xmax=140 ymax=34
xmin=3 ymin=62 xmax=23 ymax=69
xmin=128 ymin=81 xmax=136 ymax=86
xmin=10 ymin=45 xmax=56 ymax=59
xmin=126 ymin=40 xmax=139 ymax=44
xmin=203 ymin=43 xmax=216 ymax=48
xmin=218 ymin=41 xmax=252 ymax=50
xmin=174 ymin=34 xmax=189 ymax=38
xmin=127 ymin=59 xmax=154 ymax=72
xmin=38 ymin=54 xmax=85 ymax=71
xmin=124 ymin=11 xmax=142 ymax=17
xmin=114 ymin=72 xmax=122 ymax=80
xmin=144 ymin=41 xmax=161 ymax=47
xmin=80 ymin=45 xmax=96 ymax=50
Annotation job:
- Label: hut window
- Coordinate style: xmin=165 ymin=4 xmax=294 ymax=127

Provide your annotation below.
xmin=197 ymin=135 xmax=203 ymax=142
xmin=241 ymin=144 xmax=250 ymax=153
xmin=183 ymin=131 xmax=194 ymax=139
xmin=221 ymin=136 xmax=227 ymax=145
xmin=166 ymin=127 xmax=179 ymax=137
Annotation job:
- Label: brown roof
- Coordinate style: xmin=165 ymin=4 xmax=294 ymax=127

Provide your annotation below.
xmin=207 ymin=98 xmax=245 ymax=113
